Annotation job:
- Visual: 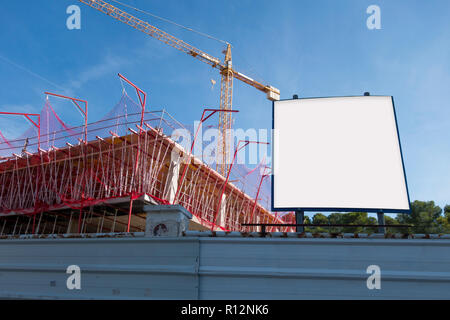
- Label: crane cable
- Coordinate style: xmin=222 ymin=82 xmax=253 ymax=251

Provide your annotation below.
xmin=109 ymin=0 xmax=231 ymax=46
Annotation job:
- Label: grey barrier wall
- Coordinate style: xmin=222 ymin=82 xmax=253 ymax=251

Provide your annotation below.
xmin=0 ymin=237 xmax=199 ymax=299
xmin=1 ymin=235 xmax=450 ymax=299
xmin=198 ymin=237 xmax=450 ymax=299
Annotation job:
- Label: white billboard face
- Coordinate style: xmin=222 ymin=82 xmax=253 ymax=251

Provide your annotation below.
xmin=272 ymin=96 xmax=410 ymax=213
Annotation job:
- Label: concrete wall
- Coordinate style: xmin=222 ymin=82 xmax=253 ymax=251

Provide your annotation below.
xmin=0 ymin=235 xmax=449 ymax=299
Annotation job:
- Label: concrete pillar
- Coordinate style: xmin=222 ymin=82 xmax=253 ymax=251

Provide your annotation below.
xmin=218 ymin=194 xmax=227 ymax=229
xmin=163 ymin=152 xmax=181 ymax=204
xmin=144 ymin=205 xmax=192 ymax=237
xmin=67 ymin=214 xmax=79 ymax=234
xmin=256 ymin=213 xmax=261 ymax=232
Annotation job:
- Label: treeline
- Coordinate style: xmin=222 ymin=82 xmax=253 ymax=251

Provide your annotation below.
xmin=304 ymin=201 xmax=450 ymax=234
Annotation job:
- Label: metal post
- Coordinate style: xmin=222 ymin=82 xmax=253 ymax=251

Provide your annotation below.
xmin=32 ymin=214 xmax=36 ymax=234
xmin=250 ymin=166 xmax=270 ymax=225
xmin=78 ymin=208 xmax=82 ymax=234
xmin=127 ymin=196 xmax=134 ymax=233
xmin=261 ymin=225 xmax=266 ymax=236
xmin=377 ymin=211 xmax=386 ymax=234
xmin=295 ymin=210 xmax=304 ymax=233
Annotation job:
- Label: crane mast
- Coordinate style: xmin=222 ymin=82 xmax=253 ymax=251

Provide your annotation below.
xmin=78 ymin=0 xmax=280 ymax=176
xmin=219 ymin=44 xmax=233 ymax=173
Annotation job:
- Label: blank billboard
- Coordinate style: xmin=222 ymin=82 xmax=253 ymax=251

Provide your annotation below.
xmin=272 ymin=96 xmax=410 ymax=213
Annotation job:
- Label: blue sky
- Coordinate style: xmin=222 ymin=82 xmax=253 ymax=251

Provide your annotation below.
xmin=0 ymin=0 xmax=449 ymax=209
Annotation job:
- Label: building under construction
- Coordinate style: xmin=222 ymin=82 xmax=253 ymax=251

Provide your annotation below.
xmin=0 ymin=0 xmax=294 ymax=237
xmin=0 ymin=78 xmax=293 ymax=237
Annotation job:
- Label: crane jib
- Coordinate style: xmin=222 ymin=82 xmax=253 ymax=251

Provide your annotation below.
xmin=78 ymin=0 xmax=279 ymax=100
xmin=79 ymin=0 xmax=280 ymax=176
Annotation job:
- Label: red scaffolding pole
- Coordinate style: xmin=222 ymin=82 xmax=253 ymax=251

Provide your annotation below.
xmin=173 ymin=108 xmax=239 ymax=204
xmin=118 ymin=73 xmax=146 ymax=132
xmin=116 ymin=73 xmax=147 ymax=232
xmin=0 ymin=112 xmax=41 ymax=149
xmin=213 ymin=140 xmax=269 ymax=227
xmin=44 ymin=92 xmax=88 ymax=143
xmin=250 ymin=165 xmax=271 ymax=225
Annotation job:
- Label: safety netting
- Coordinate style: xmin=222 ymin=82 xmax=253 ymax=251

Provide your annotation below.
xmin=0 ymin=88 xmax=293 ymax=232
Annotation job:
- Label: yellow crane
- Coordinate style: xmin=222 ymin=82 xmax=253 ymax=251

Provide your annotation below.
xmin=78 ymin=0 xmax=280 ymax=176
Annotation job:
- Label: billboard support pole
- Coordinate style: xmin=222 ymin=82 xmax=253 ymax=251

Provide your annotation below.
xmin=377 ymin=211 xmax=386 ymax=234
xmin=295 ymin=210 xmax=304 ymax=233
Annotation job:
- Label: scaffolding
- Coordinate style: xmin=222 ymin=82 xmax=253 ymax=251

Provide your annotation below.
xmin=0 ymin=80 xmax=292 ymax=236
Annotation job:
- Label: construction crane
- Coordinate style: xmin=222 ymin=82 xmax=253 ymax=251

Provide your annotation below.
xmin=78 ymin=0 xmax=280 ymax=176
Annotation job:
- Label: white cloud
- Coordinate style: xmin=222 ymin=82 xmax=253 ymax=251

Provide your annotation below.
xmin=67 ymin=54 xmax=129 ymax=90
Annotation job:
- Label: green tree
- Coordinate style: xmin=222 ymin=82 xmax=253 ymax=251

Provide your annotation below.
xmin=384 ymin=215 xmax=401 ymax=234
xmin=340 ymin=212 xmax=376 ymax=233
xmin=287 ymin=202 xmax=450 ymax=235
xmin=309 ymin=213 xmax=328 ymax=232
xmin=303 ymin=215 xmax=314 ymax=232
xmin=437 ymin=205 xmax=450 ymax=233
xmin=322 ymin=212 xmax=376 ymax=233
xmin=327 ymin=212 xmax=344 ymax=233
xmin=313 ymin=213 xmax=328 ymax=225
xmin=396 ymin=201 xmax=443 ymax=234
